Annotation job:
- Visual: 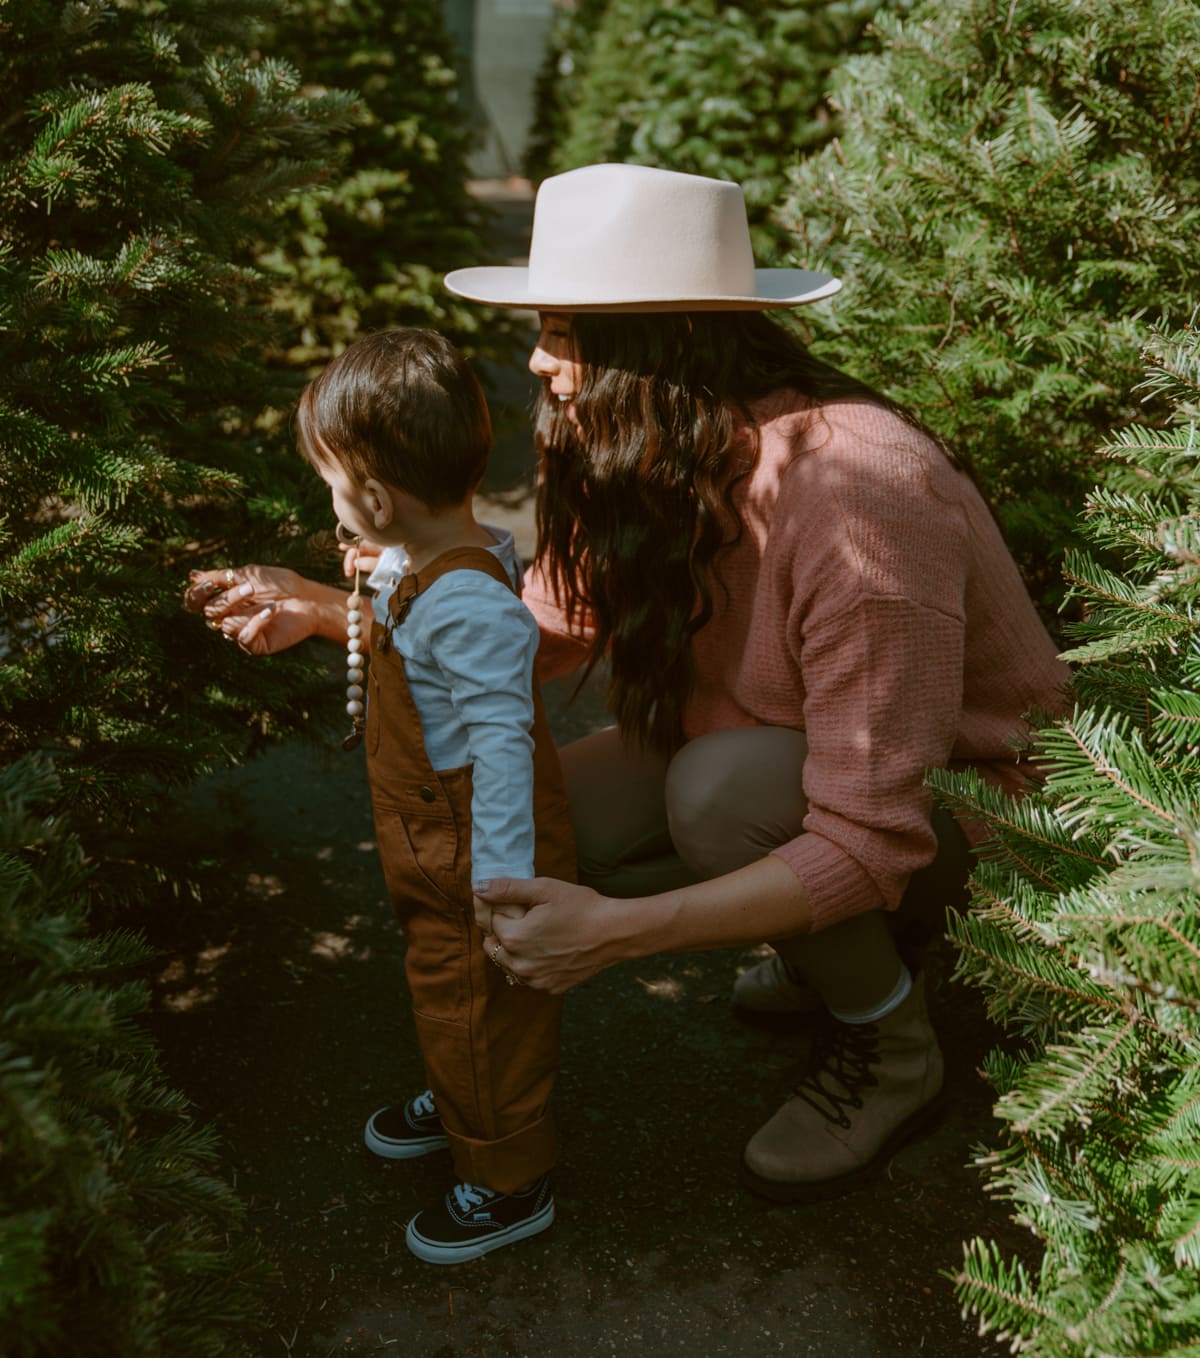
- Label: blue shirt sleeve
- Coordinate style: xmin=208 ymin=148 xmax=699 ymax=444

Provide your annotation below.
xmin=423 ymin=574 xmax=540 ymax=882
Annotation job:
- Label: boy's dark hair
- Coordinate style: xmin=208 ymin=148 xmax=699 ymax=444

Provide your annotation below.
xmin=295 ymin=328 xmax=492 ymax=510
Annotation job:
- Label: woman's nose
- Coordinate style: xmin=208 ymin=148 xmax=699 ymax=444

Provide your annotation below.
xmin=528 ymin=344 xmax=557 ymax=378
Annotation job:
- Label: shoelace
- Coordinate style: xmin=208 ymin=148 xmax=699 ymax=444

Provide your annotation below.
xmin=453 ymin=1182 xmax=499 ymax=1215
xmin=792 ymin=1019 xmax=881 ymax=1129
xmin=410 ymin=1090 xmax=436 ymax=1119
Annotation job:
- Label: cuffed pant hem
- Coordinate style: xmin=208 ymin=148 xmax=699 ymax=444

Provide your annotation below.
xmin=447 ymin=1109 xmax=557 ymax=1194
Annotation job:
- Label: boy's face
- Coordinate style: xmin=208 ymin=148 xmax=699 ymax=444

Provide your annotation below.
xmin=313 ymin=448 xmax=381 ymax=543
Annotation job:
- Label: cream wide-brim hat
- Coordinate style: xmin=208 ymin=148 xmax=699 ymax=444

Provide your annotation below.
xmin=443 ymin=163 xmax=841 ymax=313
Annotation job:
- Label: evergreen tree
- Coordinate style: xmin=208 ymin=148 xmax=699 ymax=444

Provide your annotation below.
xmin=0 ymin=756 xmax=265 ymax=1357
xmin=930 ymin=320 xmax=1200 ymax=1355
xmin=779 ymin=0 xmax=1200 ymax=605
xmin=525 ymin=0 xmax=618 ymax=184
xmin=540 ymin=0 xmax=894 ymax=250
xmin=263 ymin=0 xmax=519 ymax=367
xmin=0 ymin=0 xmax=356 ymax=876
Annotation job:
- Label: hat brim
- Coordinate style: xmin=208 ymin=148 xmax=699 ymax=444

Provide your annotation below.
xmin=443 ymin=267 xmax=841 ymax=312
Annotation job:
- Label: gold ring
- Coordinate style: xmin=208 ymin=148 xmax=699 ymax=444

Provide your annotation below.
xmin=224 ymin=568 xmax=236 ymax=585
xmin=206 ymin=618 xmax=222 ymax=630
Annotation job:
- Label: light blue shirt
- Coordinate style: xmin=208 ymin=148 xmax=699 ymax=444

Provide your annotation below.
xmin=366 ymin=528 xmax=540 ymax=882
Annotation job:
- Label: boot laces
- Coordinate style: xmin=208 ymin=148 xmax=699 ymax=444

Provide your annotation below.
xmin=410 ymin=1089 xmax=436 ymax=1119
xmin=453 ymin=1182 xmax=498 ymax=1215
xmin=793 ymin=1018 xmax=881 ymax=1129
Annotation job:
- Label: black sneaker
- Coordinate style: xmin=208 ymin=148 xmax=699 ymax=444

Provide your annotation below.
xmin=405 ymin=1176 xmax=555 ymax=1264
xmin=364 ymin=1090 xmax=450 ymax=1160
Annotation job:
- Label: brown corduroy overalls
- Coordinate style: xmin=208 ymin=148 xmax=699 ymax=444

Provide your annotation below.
xmin=366 ymin=546 xmax=577 ymax=1193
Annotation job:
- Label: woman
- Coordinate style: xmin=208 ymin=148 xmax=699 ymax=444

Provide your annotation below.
xmin=188 ymin=164 xmax=1070 ymax=1202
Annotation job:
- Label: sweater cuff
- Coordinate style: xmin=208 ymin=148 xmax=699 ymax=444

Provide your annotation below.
xmin=769 ymin=835 xmax=886 ymax=933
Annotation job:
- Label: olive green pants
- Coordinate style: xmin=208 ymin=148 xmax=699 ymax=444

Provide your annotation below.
xmin=560 ymin=725 xmax=972 ymax=1014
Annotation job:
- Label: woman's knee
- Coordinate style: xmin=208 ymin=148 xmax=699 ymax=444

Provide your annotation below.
xmin=558 ymin=726 xmax=674 ymax=881
xmin=664 ymin=727 xmax=810 ymax=879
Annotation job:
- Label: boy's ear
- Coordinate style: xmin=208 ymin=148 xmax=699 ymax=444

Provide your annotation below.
xmin=363 ymin=477 xmax=394 ymax=531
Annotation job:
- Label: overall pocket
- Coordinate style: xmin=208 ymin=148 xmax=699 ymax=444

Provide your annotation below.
xmin=372 ymin=765 xmax=473 ymax=913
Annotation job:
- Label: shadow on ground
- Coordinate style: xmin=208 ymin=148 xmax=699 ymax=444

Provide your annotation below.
xmin=148 ymin=667 xmax=1023 ymax=1358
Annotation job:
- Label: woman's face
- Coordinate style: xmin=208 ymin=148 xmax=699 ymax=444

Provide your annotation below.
xmin=529 ymin=312 xmax=584 ymax=414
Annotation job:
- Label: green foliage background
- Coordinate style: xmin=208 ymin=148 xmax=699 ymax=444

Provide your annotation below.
xmin=262 ymin=0 xmax=519 ymax=367
xmin=531 ymin=0 xmax=894 ymax=251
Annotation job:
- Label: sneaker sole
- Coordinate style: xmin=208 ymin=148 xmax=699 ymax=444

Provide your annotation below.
xmin=404 ymin=1201 xmax=555 ymax=1265
xmin=364 ymin=1108 xmax=451 ymax=1160
xmin=740 ymin=1092 xmax=945 ymax=1204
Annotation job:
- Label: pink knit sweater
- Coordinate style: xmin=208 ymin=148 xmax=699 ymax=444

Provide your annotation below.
xmin=522 ymin=392 xmax=1071 ymax=931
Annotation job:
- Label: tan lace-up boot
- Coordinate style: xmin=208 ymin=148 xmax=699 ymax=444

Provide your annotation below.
xmin=741 ymin=973 xmax=944 ymax=1201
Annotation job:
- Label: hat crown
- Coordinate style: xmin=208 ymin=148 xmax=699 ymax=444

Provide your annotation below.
xmin=527 ymin=164 xmax=756 ymax=305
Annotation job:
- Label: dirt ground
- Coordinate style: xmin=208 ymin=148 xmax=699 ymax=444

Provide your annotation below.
xmin=146 ymin=182 xmax=1024 ymax=1356
xmin=149 ymin=663 xmax=1023 ymax=1358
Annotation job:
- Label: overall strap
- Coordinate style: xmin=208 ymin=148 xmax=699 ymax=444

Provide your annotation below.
xmin=387 ymin=545 xmax=519 ymax=628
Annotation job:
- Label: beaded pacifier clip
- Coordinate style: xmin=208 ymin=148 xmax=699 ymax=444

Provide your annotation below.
xmin=338 ymin=523 xmax=367 ymax=752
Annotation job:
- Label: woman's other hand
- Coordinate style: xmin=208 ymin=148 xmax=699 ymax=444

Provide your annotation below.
xmin=475 ymin=877 xmax=624 ymax=995
xmin=184 ymin=565 xmax=333 ymax=656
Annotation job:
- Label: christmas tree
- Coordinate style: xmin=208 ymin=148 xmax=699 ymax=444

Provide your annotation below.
xmin=0 ymin=3 xmax=355 ymax=1348
xmin=779 ymin=0 xmax=1200 ymax=606
xmin=0 ymin=756 xmax=265 ymax=1356
xmin=931 ymin=319 xmax=1200 ymax=1354
xmin=0 ymin=0 xmax=357 ymax=869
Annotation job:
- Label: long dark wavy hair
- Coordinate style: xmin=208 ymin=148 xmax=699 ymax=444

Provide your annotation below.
xmin=534 ymin=310 xmax=956 ymax=755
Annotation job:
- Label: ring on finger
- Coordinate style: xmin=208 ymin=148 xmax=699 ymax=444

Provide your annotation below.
xmin=206 ymin=618 xmax=222 ymax=631
xmin=224 ymin=568 xmax=236 ymax=585
xmin=488 ymin=942 xmax=503 ymax=966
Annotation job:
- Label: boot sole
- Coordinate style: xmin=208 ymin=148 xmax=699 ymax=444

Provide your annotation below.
xmin=739 ymin=1092 xmax=946 ymax=1204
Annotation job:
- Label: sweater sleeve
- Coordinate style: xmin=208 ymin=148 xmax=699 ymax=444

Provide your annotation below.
xmin=766 ymin=429 xmax=970 ymax=930
xmin=424 ymin=576 xmax=541 ymax=882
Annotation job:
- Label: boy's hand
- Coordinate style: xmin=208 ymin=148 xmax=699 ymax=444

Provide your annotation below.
xmin=341 ymin=539 xmax=386 ymax=578
xmin=473 ymin=892 xmax=528 ymax=935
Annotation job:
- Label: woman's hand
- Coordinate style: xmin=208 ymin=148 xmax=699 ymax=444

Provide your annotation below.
xmin=184 ymin=565 xmax=338 ymax=655
xmin=474 ymin=877 xmax=625 ymax=995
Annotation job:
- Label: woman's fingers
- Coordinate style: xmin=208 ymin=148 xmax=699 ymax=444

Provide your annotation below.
xmin=231 ymin=605 xmax=278 ymax=655
xmin=203 ymin=581 xmax=256 ymax=621
xmin=478 ymin=878 xmax=612 ymax=995
xmin=183 ymin=570 xmax=232 ymax=613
